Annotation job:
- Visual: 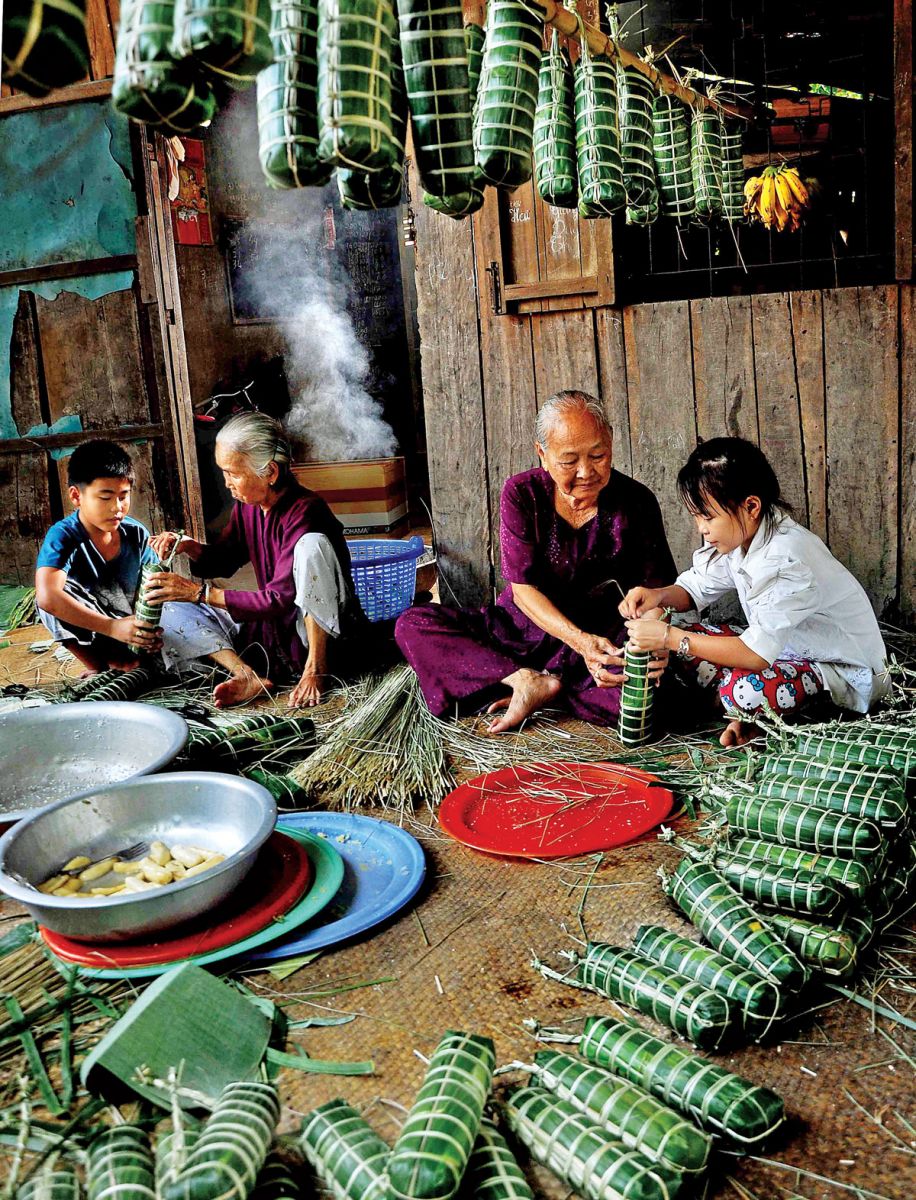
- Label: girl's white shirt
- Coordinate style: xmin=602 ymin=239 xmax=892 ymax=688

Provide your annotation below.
xmin=674 ymin=514 xmax=890 ymax=712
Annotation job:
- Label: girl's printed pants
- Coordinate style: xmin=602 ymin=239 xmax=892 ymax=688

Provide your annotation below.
xmin=675 ymin=622 xmax=825 ymax=716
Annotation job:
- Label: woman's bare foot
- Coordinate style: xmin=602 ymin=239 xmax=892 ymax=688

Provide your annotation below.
xmin=213 ymin=668 xmax=274 ymax=708
xmin=720 ymin=718 xmax=763 ymax=748
xmin=486 ymin=669 xmax=562 ymax=734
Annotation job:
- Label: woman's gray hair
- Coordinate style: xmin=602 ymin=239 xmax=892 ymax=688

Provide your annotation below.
xmin=216 ymin=412 xmax=292 ymax=481
xmin=535 ymin=390 xmax=613 ymax=447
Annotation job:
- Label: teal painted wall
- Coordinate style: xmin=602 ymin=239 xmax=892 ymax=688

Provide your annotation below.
xmin=0 ymin=101 xmax=138 ymax=438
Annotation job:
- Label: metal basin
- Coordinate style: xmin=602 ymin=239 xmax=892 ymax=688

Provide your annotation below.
xmin=0 ymin=772 xmax=276 ymax=941
xmin=0 ymin=702 xmax=188 ymax=823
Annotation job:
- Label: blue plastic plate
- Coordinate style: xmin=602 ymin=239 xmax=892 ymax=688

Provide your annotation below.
xmin=244 ymin=811 xmax=426 ymax=963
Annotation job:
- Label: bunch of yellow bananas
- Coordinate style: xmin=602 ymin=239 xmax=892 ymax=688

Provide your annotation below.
xmin=744 ymin=164 xmax=811 ymax=232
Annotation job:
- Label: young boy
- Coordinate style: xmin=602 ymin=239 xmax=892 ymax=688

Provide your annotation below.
xmin=35 ymin=439 xmax=161 ymax=674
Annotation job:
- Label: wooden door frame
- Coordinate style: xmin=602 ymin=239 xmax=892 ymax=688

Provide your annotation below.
xmin=137 ymin=127 xmax=206 ymax=540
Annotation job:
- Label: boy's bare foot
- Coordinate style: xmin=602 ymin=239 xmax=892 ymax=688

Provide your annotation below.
xmin=213 ymin=668 xmax=274 ymax=708
xmin=486 ymin=669 xmax=562 ymax=734
xmin=720 ymin=718 xmax=763 ymax=748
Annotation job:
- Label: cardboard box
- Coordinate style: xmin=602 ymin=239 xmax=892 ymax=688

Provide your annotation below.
xmin=292 ymin=457 xmax=408 ymax=537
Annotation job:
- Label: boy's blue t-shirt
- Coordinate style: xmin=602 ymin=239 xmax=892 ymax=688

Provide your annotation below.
xmin=37 ymin=513 xmax=156 ymax=618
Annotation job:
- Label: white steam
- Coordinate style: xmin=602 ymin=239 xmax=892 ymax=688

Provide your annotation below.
xmin=212 ymin=94 xmax=399 ymax=463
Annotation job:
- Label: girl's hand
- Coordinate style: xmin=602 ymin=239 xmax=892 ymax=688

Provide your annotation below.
xmin=577 ymin=633 xmax=626 ymax=687
xmin=142 ymin=572 xmax=201 ymax=605
xmin=647 ymin=649 xmax=669 ymax=683
xmin=149 ymin=533 xmax=195 ymax=561
xmin=108 ymin=615 xmax=162 ymax=651
xmin=624 ymin=617 xmax=670 ymax=654
xmin=619 ymin=587 xmax=663 ymax=619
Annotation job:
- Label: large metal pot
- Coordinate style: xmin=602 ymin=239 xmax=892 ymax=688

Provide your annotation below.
xmin=0 ymin=772 xmax=276 ymax=941
xmin=0 ymin=702 xmax=188 ymax=823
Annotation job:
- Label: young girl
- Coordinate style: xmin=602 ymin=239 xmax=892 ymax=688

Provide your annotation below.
xmin=620 ymin=437 xmax=889 ymax=747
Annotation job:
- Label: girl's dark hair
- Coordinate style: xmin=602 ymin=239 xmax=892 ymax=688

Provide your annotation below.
xmin=677 ymin=437 xmax=791 ymax=537
xmin=67 ymin=439 xmax=135 ymax=490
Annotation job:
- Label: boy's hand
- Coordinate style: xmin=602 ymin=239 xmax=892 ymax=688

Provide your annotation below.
xmin=624 ymin=617 xmax=670 ymax=654
xmin=108 ymin=616 xmax=162 ymax=651
xmin=619 ymin=587 xmax=663 ymax=618
xmin=150 ymin=533 xmax=195 ymax=561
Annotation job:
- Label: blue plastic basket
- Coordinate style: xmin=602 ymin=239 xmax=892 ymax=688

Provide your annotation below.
xmin=347 ymin=536 xmax=426 ymax=622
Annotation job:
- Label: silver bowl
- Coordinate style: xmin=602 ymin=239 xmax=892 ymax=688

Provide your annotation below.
xmin=0 ymin=702 xmax=189 ymax=823
xmin=0 ymin=772 xmax=277 ymax=941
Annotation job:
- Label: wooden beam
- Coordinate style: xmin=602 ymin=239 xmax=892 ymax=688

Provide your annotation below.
xmin=528 ymin=0 xmax=754 ymax=121
xmin=0 ymin=256 xmax=137 ymax=290
xmin=0 ymin=423 xmax=163 ymax=455
xmin=894 ymin=0 xmax=913 ymax=280
xmin=503 ymin=276 xmax=601 ymax=301
xmin=0 ymin=79 xmax=112 ymax=117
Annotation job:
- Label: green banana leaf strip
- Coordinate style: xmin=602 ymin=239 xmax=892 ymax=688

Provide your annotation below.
xmin=651 ymin=93 xmax=694 ymax=222
xmin=300 ymin=1099 xmax=389 ymax=1200
xmin=338 ymin=23 xmax=407 ymax=209
xmin=533 ymin=33 xmax=577 ymax=210
xmin=2 ymin=0 xmax=89 ymax=97
xmin=691 ymin=108 xmax=723 ymax=222
xmin=473 ymin=0 xmax=542 ymax=188
xmin=113 ymin=0 xmax=216 ymax=131
xmin=574 ymin=50 xmax=625 ymax=218
xmin=720 ymin=119 xmax=745 ymax=222
xmin=464 ymin=21 xmax=485 ymax=102
xmin=171 ymin=0 xmax=273 ymax=87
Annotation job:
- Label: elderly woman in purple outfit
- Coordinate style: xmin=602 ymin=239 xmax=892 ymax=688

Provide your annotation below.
xmin=395 ymin=390 xmax=676 ymax=732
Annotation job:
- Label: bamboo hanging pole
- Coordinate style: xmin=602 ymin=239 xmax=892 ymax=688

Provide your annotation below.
xmin=527 ymin=0 xmax=754 ymax=121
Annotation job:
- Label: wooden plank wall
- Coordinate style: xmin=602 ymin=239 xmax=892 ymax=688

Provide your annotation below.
xmin=415 ymin=270 xmax=914 ymax=623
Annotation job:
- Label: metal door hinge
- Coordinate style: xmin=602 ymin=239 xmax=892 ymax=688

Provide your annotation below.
xmin=484 ymin=260 xmax=505 ymax=315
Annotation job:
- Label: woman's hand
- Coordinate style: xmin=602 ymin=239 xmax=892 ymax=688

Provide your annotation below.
xmin=619 ymin=586 xmax=664 ymax=619
xmin=150 ymin=532 xmax=197 ymax=561
xmin=647 ymin=649 xmax=669 ymax=683
xmin=288 ymin=668 xmax=327 ymax=708
xmin=142 ymin=572 xmax=201 ymax=606
xmin=107 ymin=615 xmax=162 ymax=652
xmin=624 ymin=617 xmax=671 ymax=654
xmin=577 ymin=632 xmax=626 ymax=688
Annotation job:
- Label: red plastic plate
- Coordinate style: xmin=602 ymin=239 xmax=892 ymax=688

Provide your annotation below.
xmin=438 ymin=761 xmax=675 ymax=859
xmin=40 ymin=830 xmax=311 ymax=967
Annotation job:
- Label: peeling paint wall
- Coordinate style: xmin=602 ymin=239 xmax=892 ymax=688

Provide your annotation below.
xmin=0 ymin=101 xmax=138 ymax=438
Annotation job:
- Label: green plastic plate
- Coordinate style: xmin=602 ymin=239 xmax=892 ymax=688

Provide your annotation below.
xmin=51 ymin=829 xmax=345 ymax=979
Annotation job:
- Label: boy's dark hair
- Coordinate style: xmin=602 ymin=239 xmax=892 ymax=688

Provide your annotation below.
xmin=67 ymin=440 xmax=135 ymax=490
xmin=677 ymin=437 xmax=791 ymax=537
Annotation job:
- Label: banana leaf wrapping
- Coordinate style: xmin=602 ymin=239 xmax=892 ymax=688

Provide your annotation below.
xmin=501 ymin=1087 xmax=684 ymax=1200
xmin=720 ymin=119 xmax=745 ymax=223
xmin=462 ymin=1116 xmax=534 ymax=1200
xmin=300 ymin=1099 xmax=389 ymax=1200
xmin=840 ymin=906 xmax=875 ymax=951
xmin=710 ymin=854 xmax=846 ymax=918
xmin=399 ymin=0 xmax=483 ymax=218
xmin=257 ymin=0 xmax=332 ymax=188
xmin=337 ymin=26 xmax=405 ymax=208
xmin=569 ymin=942 xmax=735 ymax=1050
xmin=721 ymin=837 xmax=876 ymax=902
xmin=725 ymin=793 xmax=883 ymax=861
xmin=161 ymin=1081 xmax=280 ymax=1200
xmin=532 ymin=32 xmax=577 ymax=209
xmin=2 ymin=0 xmax=89 ymax=97
xmin=528 ymin=1049 xmax=712 ymax=1175
xmin=753 ymin=771 xmax=907 ymax=829
xmin=18 ymin=1169 xmax=81 ymax=1200
xmin=578 ymin=1015 xmax=786 ymax=1145
xmin=473 ymin=0 xmax=541 ymax=189
xmin=250 ymin=1151 xmax=301 ymax=1200
xmin=870 ymin=839 xmax=916 ymax=927
xmin=663 ymin=858 xmax=810 ymax=992
xmin=619 ymin=646 xmax=653 ymax=746
xmin=618 ymin=64 xmax=659 ymax=226
xmin=758 ymin=752 xmax=906 ymax=802
xmin=651 ymin=94 xmax=694 ymax=223
xmin=574 ymin=40 xmax=625 ymax=218
xmin=761 ymin=910 xmax=858 ymax=979
xmin=690 ymin=108 xmax=722 ymax=223
xmin=113 ymin=0 xmax=217 ymax=130
xmin=88 ymin=1127 xmax=155 ymax=1200
xmin=155 ymin=1130 xmax=201 ymax=1193
xmin=632 ymin=924 xmax=783 ymax=1041
xmin=795 ymin=726 xmax=916 ymax=778
xmin=464 ymin=20 xmax=485 ymax=103
xmin=387 ymin=1029 xmax=495 ymax=1200
xmin=171 ymin=0 xmax=273 ymax=88
xmin=318 ymin=0 xmax=398 ymax=172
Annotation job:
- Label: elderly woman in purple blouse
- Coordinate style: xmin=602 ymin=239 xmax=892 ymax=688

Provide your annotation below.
xmin=396 ymin=390 xmax=676 ymax=732
xmin=145 ymin=412 xmax=363 ymax=709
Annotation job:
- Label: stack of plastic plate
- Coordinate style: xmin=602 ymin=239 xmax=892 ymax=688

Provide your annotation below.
xmin=39 ymin=813 xmax=427 ymax=979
